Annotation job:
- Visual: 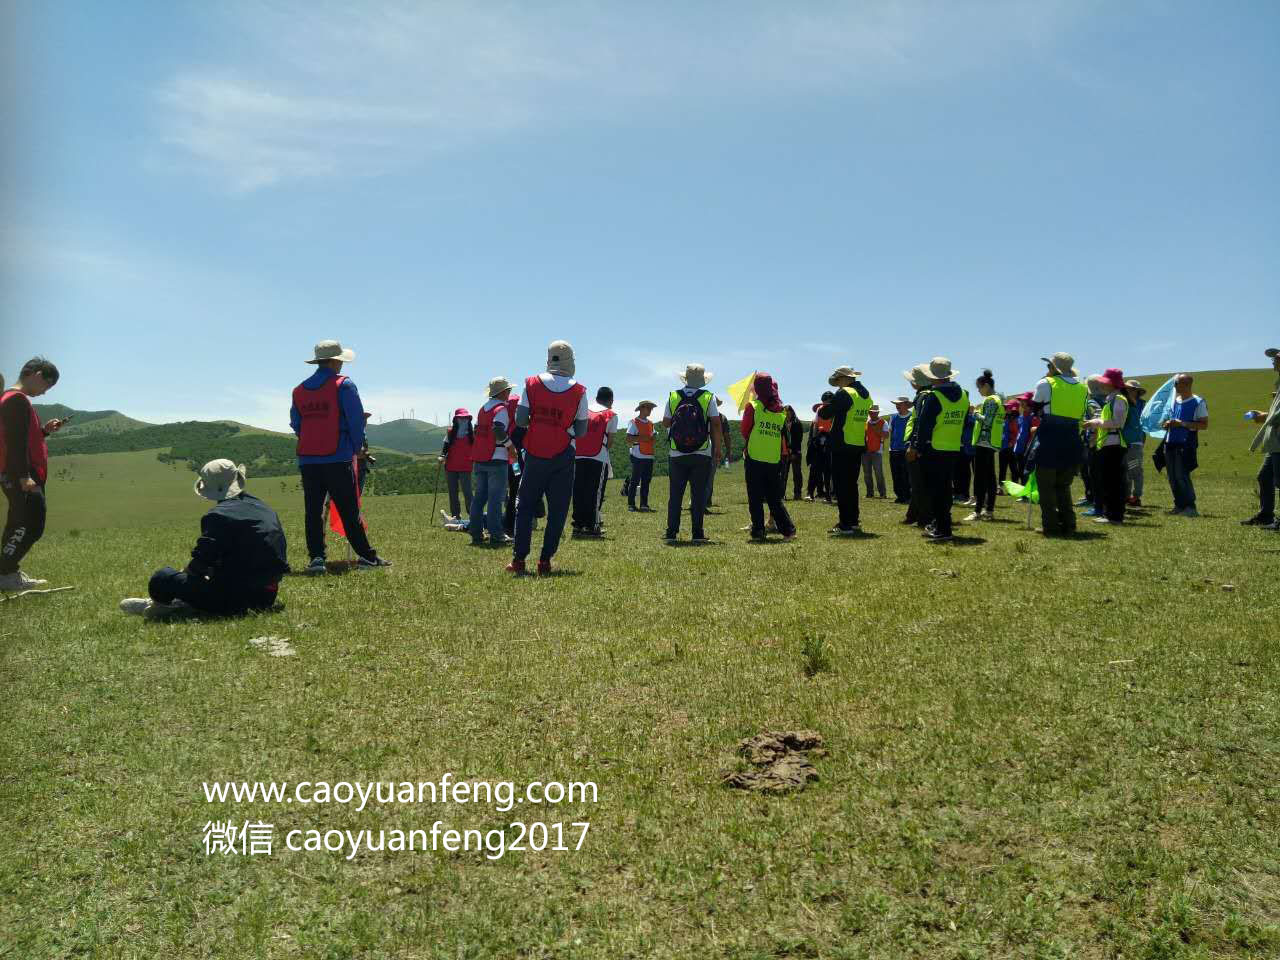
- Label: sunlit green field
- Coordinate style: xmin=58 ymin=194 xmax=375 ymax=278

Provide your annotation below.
xmin=3 ymin=369 xmax=1277 ymax=958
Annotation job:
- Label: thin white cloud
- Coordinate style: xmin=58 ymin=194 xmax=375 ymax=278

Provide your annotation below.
xmin=154 ymin=0 xmax=1092 ymax=191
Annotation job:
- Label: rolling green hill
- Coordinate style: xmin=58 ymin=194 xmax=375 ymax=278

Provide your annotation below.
xmin=33 ymin=403 xmax=152 ymax=436
xmin=364 ymin=418 xmax=448 ymax=454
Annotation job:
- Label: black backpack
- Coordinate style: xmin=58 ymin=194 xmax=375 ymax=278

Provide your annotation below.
xmin=668 ymin=391 xmax=710 ymax=454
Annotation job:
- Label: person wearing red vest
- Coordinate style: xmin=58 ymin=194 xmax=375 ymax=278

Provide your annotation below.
xmin=507 ymin=341 xmax=588 ymax=575
xmin=1 ymin=357 xmax=67 ymax=591
xmin=571 ymin=387 xmax=618 ymax=537
xmin=468 ymin=378 xmax=515 ymax=546
xmin=626 ymin=400 xmax=659 ymax=511
xmin=437 ymin=408 xmax=474 ymax=523
xmin=289 ymin=340 xmax=390 ymax=573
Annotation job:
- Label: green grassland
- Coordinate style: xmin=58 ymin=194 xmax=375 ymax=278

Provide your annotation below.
xmin=3 ymin=369 xmax=1278 ymax=958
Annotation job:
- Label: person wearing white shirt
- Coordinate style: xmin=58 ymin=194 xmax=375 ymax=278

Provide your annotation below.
xmin=572 ymin=387 xmax=618 ymax=536
xmin=626 ymin=401 xmax=658 ymax=511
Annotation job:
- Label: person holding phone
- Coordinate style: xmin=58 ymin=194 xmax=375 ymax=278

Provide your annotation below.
xmin=1 ymin=357 xmax=67 ymax=591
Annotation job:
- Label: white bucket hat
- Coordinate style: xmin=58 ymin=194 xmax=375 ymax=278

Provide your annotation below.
xmin=194 ymin=459 xmax=246 ymax=501
xmin=679 ymin=363 xmax=712 ymax=388
xmin=306 ymin=340 xmax=355 ymax=364
xmin=1040 ymin=352 xmax=1078 ymax=377
xmin=903 ymin=366 xmax=932 ymax=388
xmin=547 ymin=340 xmax=576 ymax=377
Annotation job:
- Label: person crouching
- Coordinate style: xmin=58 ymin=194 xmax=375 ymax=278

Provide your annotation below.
xmin=120 ymin=460 xmax=288 ymax=618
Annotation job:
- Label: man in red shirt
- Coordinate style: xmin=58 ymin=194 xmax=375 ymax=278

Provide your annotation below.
xmin=1 ymin=357 xmax=68 ymax=591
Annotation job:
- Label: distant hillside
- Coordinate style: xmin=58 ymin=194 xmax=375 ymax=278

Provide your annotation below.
xmin=365 ymin=418 xmax=448 ymax=455
xmin=47 ymin=418 xmax=414 ymax=478
xmin=33 ymin=403 xmax=153 ymax=436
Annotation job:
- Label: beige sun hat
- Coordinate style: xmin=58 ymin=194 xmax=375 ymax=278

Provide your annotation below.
xmin=893 ymin=395 xmax=911 ymax=405
xmin=679 ymin=363 xmax=712 ymax=388
xmin=903 ymin=365 xmax=931 ymax=388
xmin=635 ymin=400 xmax=658 ymax=411
xmin=547 ymin=340 xmax=576 ymax=377
xmin=487 ymin=376 xmax=513 ymax=398
xmin=1040 ymin=351 xmax=1078 ymax=377
xmin=306 ymin=340 xmax=355 ymax=364
xmin=927 ymin=357 xmax=956 ymax=381
xmin=827 ymin=365 xmax=861 ymax=386
xmin=194 ymin=459 xmax=246 ymax=501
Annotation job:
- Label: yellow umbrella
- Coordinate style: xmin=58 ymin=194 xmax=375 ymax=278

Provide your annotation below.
xmin=726 ymin=371 xmax=758 ymax=414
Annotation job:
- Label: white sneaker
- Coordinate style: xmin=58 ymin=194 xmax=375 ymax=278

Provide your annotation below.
xmin=119 ymin=597 xmax=154 ymax=615
xmin=145 ymin=599 xmax=190 ymax=620
xmin=964 ymin=512 xmax=982 ymax=522
xmin=1094 ymin=517 xmax=1111 ymax=524
xmin=18 ymin=571 xmax=48 ymax=587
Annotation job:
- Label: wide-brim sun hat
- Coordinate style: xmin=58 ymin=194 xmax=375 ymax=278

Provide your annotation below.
xmin=194 ymin=459 xmax=246 ymax=501
xmin=927 ymin=357 xmax=956 ymax=381
xmin=487 ymin=376 xmax=513 ymax=397
xmin=679 ymin=364 xmax=712 ymax=388
xmin=905 ymin=366 xmax=932 ymax=388
xmin=306 ymin=339 xmax=355 ymax=364
xmin=1266 ymin=347 xmax=1280 ymax=359
xmin=1100 ymin=368 xmax=1126 ymax=391
xmin=453 ymin=407 xmax=471 ymax=418
xmin=635 ymin=400 xmax=658 ymax=411
xmin=827 ymin=365 xmax=861 ymax=386
xmin=1124 ymin=380 xmax=1147 ymax=396
xmin=1040 ymin=352 xmax=1078 ymax=377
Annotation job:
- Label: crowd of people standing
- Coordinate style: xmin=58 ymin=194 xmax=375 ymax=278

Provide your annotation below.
xmin=1 ymin=344 xmax=1276 ymax=606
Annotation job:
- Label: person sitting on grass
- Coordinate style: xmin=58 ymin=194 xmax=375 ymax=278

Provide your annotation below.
xmin=1 ymin=356 xmax=69 ymax=592
xmin=120 ymin=460 xmax=288 ymax=619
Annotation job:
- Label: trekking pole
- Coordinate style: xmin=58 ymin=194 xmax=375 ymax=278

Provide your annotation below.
xmin=430 ymin=411 xmax=442 ymax=525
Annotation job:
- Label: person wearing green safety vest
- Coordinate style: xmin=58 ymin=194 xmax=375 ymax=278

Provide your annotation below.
xmin=817 ymin=364 xmax=872 ymax=535
xmin=906 ymin=357 xmax=969 ymax=543
xmin=966 ymin=368 xmax=1006 ymax=522
xmin=1030 ymin=351 xmax=1088 ymax=536
xmin=1081 ymin=367 xmax=1131 ymax=525
xmin=900 ymin=367 xmax=934 ymax=529
xmin=739 ymin=373 xmax=797 ymax=541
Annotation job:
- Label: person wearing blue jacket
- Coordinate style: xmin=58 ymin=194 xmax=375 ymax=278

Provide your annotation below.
xmin=289 ymin=340 xmax=390 ymax=574
xmin=1121 ymin=380 xmax=1148 ymax=506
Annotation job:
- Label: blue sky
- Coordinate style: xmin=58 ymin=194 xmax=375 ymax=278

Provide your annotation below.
xmin=3 ymin=0 xmax=1277 ymax=428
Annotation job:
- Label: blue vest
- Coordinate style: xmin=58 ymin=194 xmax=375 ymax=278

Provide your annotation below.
xmin=1014 ymin=414 xmax=1033 ymax=454
xmin=1121 ymin=398 xmax=1146 ymax=444
xmin=961 ymin=412 xmax=975 ymax=454
xmin=889 ymin=413 xmax=909 ymax=452
xmin=1167 ymin=395 xmax=1201 ymax=447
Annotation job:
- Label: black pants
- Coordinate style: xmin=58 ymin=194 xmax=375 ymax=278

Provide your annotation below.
xmin=572 ymin=458 xmax=607 ymax=530
xmin=301 ymin=461 xmax=376 ymax=561
xmin=666 ymin=455 xmax=711 ymax=539
xmin=889 ymin=450 xmax=911 ymax=502
xmin=1098 ymin=445 xmax=1127 ymax=523
xmin=973 ymin=448 xmax=997 ymax=513
xmin=149 ymin=566 xmax=278 ymax=614
xmin=952 ymin=455 xmax=972 ymax=501
xmin=1037 ymin=464 xmax=1079 ymax=535
xmin=1 ymin=482 xmax=46 ymax=575
xmin=1010 ymin=451 xmax=1027 ymax=484
xmin=628 ymin=456 xmax=653 ymax=507
xmin=831 ymin=444 xmax=862 ymax=529
xmin=1258 ymin=453 xmax=1280 ymax=522
xmin=807 ymin=454 xmax=828 ymax=499
xmin=998 ymin=448 xmax=1013 ymax=484
xmin=786 ymin=457 xmax=803 ymax=499
xmin=514 ymin=448 xmax=575 ymax=562
xmin=745 ymin=456 xmax=795 ymax=536
xmin=924 ymin=451 xmax=958 ymax=536
xmin=904 ymin=456 xmax=931 ymax=527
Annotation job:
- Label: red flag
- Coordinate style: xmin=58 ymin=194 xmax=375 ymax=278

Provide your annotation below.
xmin=328 ymin=456 xmax=367 ymax=537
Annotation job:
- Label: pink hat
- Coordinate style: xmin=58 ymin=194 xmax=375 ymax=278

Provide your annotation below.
xmin=1101 ymin=368 xmax=1126 ymax=391
xmin=453 ymin=407 xmax=471 ymax=418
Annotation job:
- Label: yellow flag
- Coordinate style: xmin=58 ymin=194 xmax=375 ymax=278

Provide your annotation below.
xmin=726 ymin=371 xmax=757 ymax=414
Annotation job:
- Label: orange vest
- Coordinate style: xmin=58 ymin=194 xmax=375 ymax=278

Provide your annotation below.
xmin=815 ymin=415 xmax=833 ymax=435
xmin=632 ymin=419 xmax=655 ymax=455
xmin=865 ymin=417 xmax=886 ymax=453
